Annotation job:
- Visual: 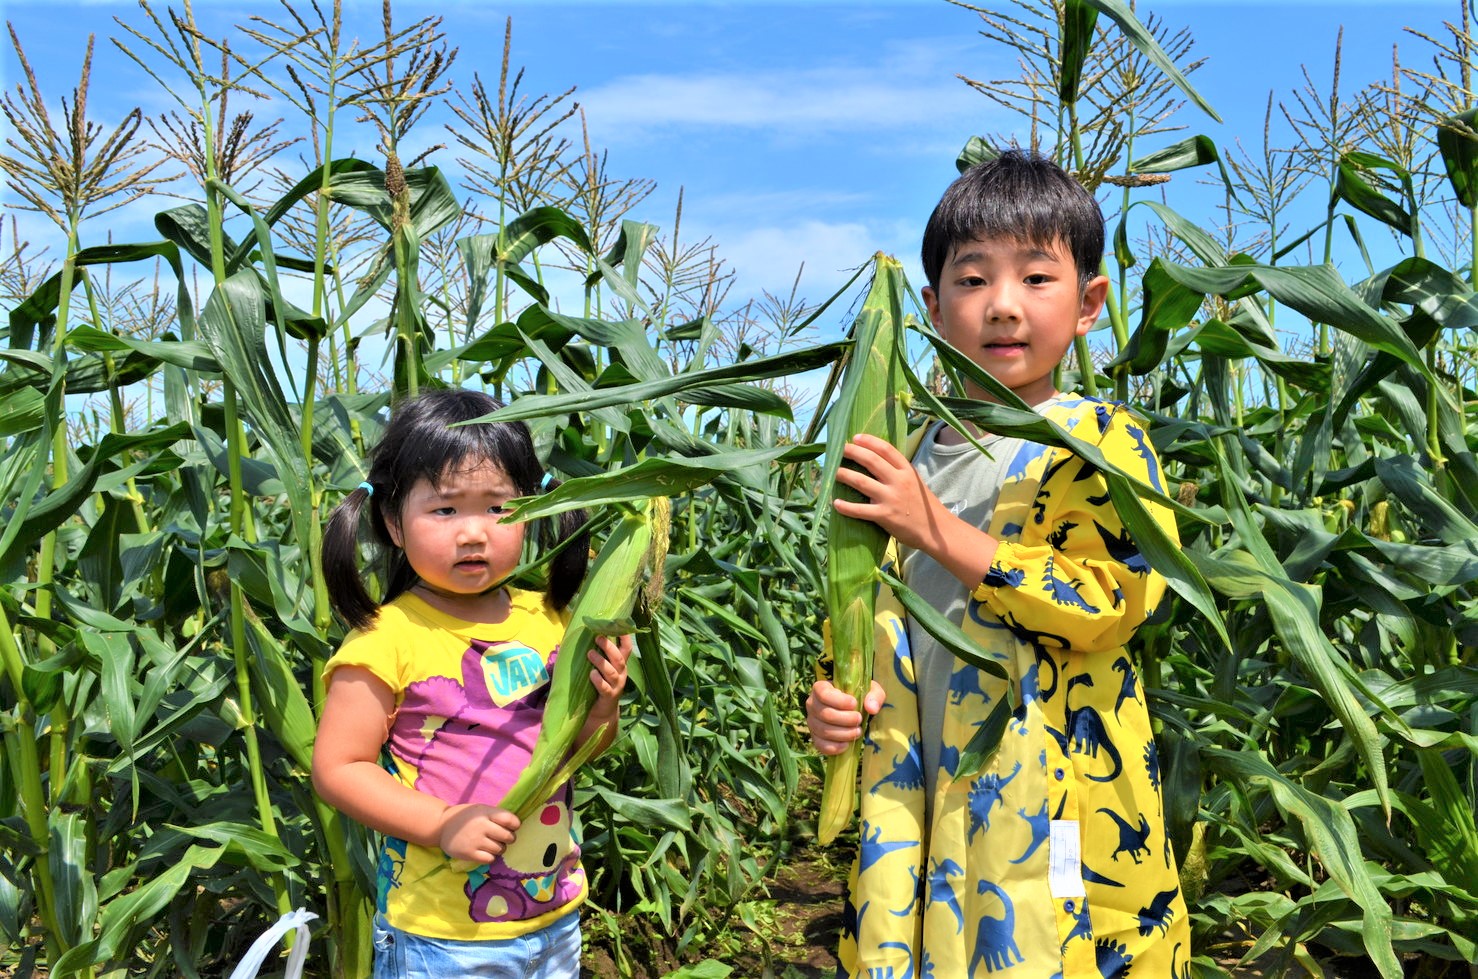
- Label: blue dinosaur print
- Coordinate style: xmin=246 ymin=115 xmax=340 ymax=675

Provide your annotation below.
xmin=1144 ymin=740 xmax=1161 ymax=792
xmin=1095 ymin=937 xmax=1134 ymax=978
xmin=1004 ymin=441 xmax=1049 ymax=482
xmin=1031 ymin=453 xmax=1078 ymax=525
xmin=967 ymin=761 xmax=1023 ymax=842
xmin=1060 ymin=896 xmax=1092 ymax=952
xmin=1041 ymin=555 xmax=1100 ymax=613
xmin=874 ymin=735 xmax=925 ymax=794
xmin=965 ymin=597 xmax=1014 ymax=632
xmin=948 ymin=665 xmax=992 ymax=705
xmin=375 ymin=836 xmax=408 ymax=912
xmin=1095 ymin=522 xmax=1151 ymax=576
xmin=985 ymin=563 xmax=1027 ymax=588
xmin=1010 ymin=800 xmax=1050 ymax=864
xmin=1081 ymin=862 xmax=1125 ymax=888
xmin=859 ymin=822 xmax=918 ymax=872
xmin=1098 ymin=807 xmax=1152 ymax=864
xmin=1046 ymin=674 xmax=1123 ymax=783
xmin=1171 ymin=942 xmax=1191 ymax=979
xmin=872 ymin=941 xmax=915 ymax=979
xmin=1137 ymin=886 xmax=1180 ymax=937
xmin=1000 ymin=611 xmax=1072 ymax=652
xmin=900 ymin=857 xmax=965 ymax=934
xmin=1000 ymin=521 xmax=1024 ymax=537
xmin=1046 ymin=519 xmax=1077 ymax=550
xmin=938 ymin=743 xmax=960 ymax=777
xmin=1111 ymin=656 xmax=1141 ymax=718
xmin=971 ymin=880 xmax=1025 ymax=973
xmin=1126 ymin=423 xmax=1162 ymax=490
xmin=890 ymin=621 xmax=917 ymax=696
xmin=892 ymin=866 xmax=924 ymax=919
xmin=1020 ymin=642 xmax=1061 ymax=705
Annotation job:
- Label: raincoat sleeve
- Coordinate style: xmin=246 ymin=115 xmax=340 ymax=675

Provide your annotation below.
xmin=970 ymin=405 xmax=1177 ymax=654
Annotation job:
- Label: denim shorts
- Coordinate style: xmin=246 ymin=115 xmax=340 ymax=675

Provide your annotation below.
xmin=371 ymin=911 xmax=581 ymax=979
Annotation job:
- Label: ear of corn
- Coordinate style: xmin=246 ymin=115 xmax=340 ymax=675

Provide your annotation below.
xmin=817 ymin=254 xmax=909 ymax=844
xmin=499 ymin=495 xmax=670 ymax=821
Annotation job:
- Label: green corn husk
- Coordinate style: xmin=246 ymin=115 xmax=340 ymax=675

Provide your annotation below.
xmin=499 ymin=495 xmax=669 ymax=821
xmin=817 ymin=254 xmax=910 ymax=844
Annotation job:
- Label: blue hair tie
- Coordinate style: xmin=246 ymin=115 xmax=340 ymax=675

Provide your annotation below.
xmin=357 ymin=481 xmax=374 ymax=497
xmin=540 ymin=472 xmax=556 ymax=492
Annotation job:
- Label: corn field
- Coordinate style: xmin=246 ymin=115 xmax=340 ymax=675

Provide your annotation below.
xmin=1 ymin=0 xmax=1475 ymax=976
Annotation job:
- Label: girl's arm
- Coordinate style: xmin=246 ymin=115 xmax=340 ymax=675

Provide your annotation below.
xmin=575 ymin=633 xmax=632 ymax=755
xmin=312 ymin=665 xmax=519 ymax=863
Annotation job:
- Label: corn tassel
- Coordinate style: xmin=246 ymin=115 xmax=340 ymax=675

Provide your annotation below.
xmin=499 ymin=495 xmax=669 ymax=821
xmin=818 ymin=254 xmax=909 ymax=844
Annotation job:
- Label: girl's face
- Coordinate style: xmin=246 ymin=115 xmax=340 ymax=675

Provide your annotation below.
xmin=386 ymin=457 xmax=526 ymax=619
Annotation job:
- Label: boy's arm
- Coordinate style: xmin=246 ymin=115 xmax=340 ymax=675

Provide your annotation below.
xmin=972 ymin=407 xmax=1176 ymax=652
xmin=834 ymin=432 xmax=1001 ymax=587
xmin=837 ymin=411 xmax=1176 ymax=654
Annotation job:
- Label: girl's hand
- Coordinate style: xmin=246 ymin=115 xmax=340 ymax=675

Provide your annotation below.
xmin=438 ymin=804 xmax=520 ymax=864
xmin=805 ymin=678 xmax=885 ymax=756
xmin=588 ymin=633 xmax=632 ymax=707
xmin=579 ymin=633 xmax=632 ymax=752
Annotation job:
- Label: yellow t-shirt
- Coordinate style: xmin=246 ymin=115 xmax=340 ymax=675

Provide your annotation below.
xmin=324 ymin=589 xmax=586 ymax=941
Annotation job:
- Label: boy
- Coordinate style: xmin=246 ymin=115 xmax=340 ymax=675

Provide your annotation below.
xmin=807 ymin=150 xmax=1189 ymax=977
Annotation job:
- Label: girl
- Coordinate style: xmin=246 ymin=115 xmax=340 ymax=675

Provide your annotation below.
xmin=313 ymin=388 xmax=631 ymax=979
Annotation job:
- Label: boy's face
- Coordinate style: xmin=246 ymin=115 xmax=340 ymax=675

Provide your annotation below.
xmin=923 ymin=235 xmax=1107 ymax=406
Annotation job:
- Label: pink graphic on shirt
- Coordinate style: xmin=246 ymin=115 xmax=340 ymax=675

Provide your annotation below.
xmin=391 ymin=639 xmax=584 ymax=923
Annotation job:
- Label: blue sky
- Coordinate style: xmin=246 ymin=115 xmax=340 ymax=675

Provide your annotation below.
xmin=0 ymin=0 xmax=1460 ymax=320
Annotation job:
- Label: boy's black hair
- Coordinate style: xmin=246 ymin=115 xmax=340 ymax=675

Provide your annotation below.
xmin=322 ymin=388 xmax=590 ymax=630
xmin=921 ymin=148 xmax=1104 ymax=291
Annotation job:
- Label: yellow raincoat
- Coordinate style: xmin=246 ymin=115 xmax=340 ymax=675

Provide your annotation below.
xmin=834 ymin=396 xmax=1191 ymax=978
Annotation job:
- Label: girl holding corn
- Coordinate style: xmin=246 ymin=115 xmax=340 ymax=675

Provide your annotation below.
xmin=313 ymin=388 xmax=631 ymax=979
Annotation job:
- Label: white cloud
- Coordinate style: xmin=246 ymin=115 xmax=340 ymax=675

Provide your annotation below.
xmin=579 ymin=68 xmax=972 ymax=135
xmin=707 ymin=218 xmax=882 ymax=304
xmin=575 ymin=28 xmax=990 ymax=143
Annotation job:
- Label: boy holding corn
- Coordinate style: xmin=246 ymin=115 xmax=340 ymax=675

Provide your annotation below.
xmin=807 ymin=149 xmax=1190 ymax=977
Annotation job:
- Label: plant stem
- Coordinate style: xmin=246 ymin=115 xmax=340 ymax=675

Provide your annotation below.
xmin=0 ymin=600 xmax=66 ymax=966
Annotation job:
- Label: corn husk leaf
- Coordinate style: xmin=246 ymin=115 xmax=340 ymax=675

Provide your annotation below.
xmin=816 ymin=254 xmax=910 ymax=843
xmin=498 ymin=496 xmax=669 ymax=820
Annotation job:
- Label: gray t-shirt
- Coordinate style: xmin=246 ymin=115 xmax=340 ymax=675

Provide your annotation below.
xmin=900 ymin=397 xmax=1063 ymax=804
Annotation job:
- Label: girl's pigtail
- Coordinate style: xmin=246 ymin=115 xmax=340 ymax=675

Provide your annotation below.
xmin=322 ymin=484 xmax=380 ymax=631
xmin=541 ymin=475 xmax=589 ymax=611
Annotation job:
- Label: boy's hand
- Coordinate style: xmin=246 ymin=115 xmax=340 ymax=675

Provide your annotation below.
xmin=835 ymin=432 xmax=1000 ymax=586
xmin=834 ymin=433 xmax=949 ymax=553
xmin=439 ymin=803 xmax=520 ymax=863
xmin=806 ymin=678 xmax=885 ymax=755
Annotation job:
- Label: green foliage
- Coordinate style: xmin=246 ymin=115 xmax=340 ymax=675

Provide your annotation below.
xmin=1 ymin=1 xmax=1477 ymax=977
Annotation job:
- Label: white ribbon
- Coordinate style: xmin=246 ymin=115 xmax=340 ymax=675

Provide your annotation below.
xmin=226 ymin=907 xmax=318 ymax=979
